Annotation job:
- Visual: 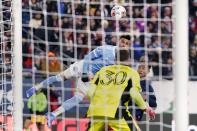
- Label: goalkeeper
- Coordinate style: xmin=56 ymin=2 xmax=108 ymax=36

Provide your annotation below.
xmin=84 ymin=49 xmax=154 ymax=131
xmin=85 ymin=50 xmax=152 ymax=131
xmin=107 ymin=56 xmax=157 ymax=130
xmin=46 ymin=49 xmax=155 ymax=130
xmin=26 ymin=35 xmax=131 ymax=113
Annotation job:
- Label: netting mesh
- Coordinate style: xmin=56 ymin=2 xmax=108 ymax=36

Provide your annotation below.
xmin=21 ymin=0 xmax=174 ymax=79
xmin=0 ymin=0 xmax=14 ymax=130
xmin=1 ymin=0 xmax=187 ymax=130
xmin=20 ymin=0 xmax=175 ymax=131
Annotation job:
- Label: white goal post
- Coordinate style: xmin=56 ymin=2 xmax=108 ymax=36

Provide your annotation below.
xmin=175 ymin=0 xmax=189 ymax=130
xmin=13 ymin=0 xmax=23 ymax=130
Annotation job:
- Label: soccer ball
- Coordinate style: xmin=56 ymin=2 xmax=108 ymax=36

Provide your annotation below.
xmin=111 ymin=5 xmax=126 ymax=20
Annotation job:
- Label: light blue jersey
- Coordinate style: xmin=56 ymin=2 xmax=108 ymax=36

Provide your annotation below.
xmin=83 ymin=45 xmax=117 ymax=75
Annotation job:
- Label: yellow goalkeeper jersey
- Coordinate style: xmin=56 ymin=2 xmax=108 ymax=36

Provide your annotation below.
xmin=87 ymin=65 xmax=146 ymax=118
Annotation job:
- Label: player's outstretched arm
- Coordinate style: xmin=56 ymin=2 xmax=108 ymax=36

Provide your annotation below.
xmin=130 ymin=87 xmax=146 ymax=110
xmin=144 ymin=104 xmax=155 ymax=120
xmin=130 ymin=87 xmax=155 ymax=120
xmin=26 ymin=74 xmax=63 ymax=98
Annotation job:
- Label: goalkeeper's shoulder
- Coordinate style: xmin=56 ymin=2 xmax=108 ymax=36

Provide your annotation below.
xmin=124 ymin=66 xmax=140 ymax=77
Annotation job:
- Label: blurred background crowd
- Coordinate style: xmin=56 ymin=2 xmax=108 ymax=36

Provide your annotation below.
xmin=1 ymin=0 xmax=197 ymax=80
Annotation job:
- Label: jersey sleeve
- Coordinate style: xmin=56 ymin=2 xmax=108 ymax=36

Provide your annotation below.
xmin=83 ymin=46 xmax=104 ymax=73
xmin=87 ymin=70 xmax=101 ymax=100
xmin=132 ymin=70 xmax=142 ymax=92
xmin=129 ymin=87 xmax=146 ymax=110
xmin=129 ymin=70 xmax=146 ymax=110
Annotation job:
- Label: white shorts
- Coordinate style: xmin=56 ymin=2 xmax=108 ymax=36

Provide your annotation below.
xmin=60 ymin=60 xmax=92 ymax=95
xmin=76 ymin=79 xmax=91 ymax=95
xmin=61 ymin=60 xmax=84 ymax=79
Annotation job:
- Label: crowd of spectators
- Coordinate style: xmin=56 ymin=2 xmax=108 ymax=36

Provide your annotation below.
xmin=0 ymin=1 xmax=12 ymax=75
xmin=1 ymin=0 xmax=197 ymax=80
xmin=189 ymin=0 xmax=197 ymax=80
xmin=21 ymin=0 xmax=174 ymax=79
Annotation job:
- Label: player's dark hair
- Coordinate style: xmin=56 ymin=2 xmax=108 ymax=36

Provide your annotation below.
xmin=120 ymin=35 xmax=131 ymax=40
xmin=115 ymin=49 xmax=130 ymax=62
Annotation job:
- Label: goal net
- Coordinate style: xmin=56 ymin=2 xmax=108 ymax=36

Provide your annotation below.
xmin=1 ymin=0 xmax=23 ymax=130
xmin=0 ymin=0 xmax=14 ymax=130
xmin=1 ymin=0 xmax=194 ymax=130
xmin=20 ymin=0 xmax=175 ymax=130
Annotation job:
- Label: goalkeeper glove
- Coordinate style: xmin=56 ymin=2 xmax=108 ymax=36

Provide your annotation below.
xmin=45 ymin=112 xmax=55 ymax=128
xmin=81 ymin=73 xmax=89 ymax=82
xmin=144 ymin=106 xmax=155 ymax=120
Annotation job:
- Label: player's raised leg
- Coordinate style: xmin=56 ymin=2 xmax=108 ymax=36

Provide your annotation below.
xmin=45 ymin=79 xmax=90 ymax=127
xmin=26 ymin=60 xmax=84 ymax=98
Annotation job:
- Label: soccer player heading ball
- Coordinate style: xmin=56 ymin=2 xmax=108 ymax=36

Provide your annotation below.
xmin=111 ymin=5 xmax=126 ymax=20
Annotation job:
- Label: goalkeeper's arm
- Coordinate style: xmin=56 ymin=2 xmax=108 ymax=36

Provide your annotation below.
xmin=130 ymin=87 xmax=146 ymax=110
xmin=130 ymin=87 xmax=155 ymax=120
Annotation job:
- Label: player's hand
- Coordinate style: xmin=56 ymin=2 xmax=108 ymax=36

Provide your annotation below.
xmin=45 ymin=112 xmax=55 ymax=128
xmin=26 ymin=87 xmax=37 ymax=98
xmin=145 ymin=106 xmax=155 ymax=120
xmin=81 ymin=73 xmax=89 ymax=82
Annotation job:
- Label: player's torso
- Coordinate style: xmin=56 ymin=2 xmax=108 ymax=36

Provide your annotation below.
xmin=87 ymin=65 xmax=134 ymax=118
xmin=90 ymin=45 xmax=117 ymax=74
